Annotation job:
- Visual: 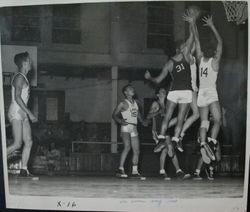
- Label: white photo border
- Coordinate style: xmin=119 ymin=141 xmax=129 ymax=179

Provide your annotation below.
xmin=0 ymin=0 xmax=249 ymax=211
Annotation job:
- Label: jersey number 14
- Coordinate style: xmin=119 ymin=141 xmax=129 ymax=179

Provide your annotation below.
xmin=201 ymin=67 xmax=208 ymax=77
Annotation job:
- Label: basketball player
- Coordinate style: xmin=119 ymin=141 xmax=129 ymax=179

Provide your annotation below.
xmin=147 ymin=87 xmax=191 ymax=179
xmin=112 ymin=84 xmax=146 ymax=180
xmin=144 ymin=23 xmax=195 ymax=153
xmin=7 ymin=52 xmax=38 ymax=177
xmin=184 ymin=14 xmax=222 ymax=179
xmin=169 ymin=42 xmax=200 ymax=146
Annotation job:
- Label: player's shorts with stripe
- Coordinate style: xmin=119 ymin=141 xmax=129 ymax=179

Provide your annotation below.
xmin=167 ymin=90 xmax=192 ymax=104
xmin=121 ymin=124 xmax=138 ymax=137
xmin=197 ymin=88 xmax=219 ymax=107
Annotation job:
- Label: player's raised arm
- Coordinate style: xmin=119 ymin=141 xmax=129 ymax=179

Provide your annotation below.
xmin=112 ymin=102 xmax=127 ymax=125
xmin=192 ymin=21 xmax=203 ymax=62
xmin=183 ymin=12 xmax=203 ymax=62
xmin=191 ymin=41 xmax=196 ymax=55
xmin=144 ymin=61 xmax=172 ymax=84
xmin=193 ymin=23 xmax=203 ymax=63
xmin=184 ymin=24 xmax=196 ymax=65
xmin=203 ymin=15 xmax=223 ymax=62
xmin=185 ymin=24 xmax=194 ymax=54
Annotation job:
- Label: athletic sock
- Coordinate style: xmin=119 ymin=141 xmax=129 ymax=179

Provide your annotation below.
xmin=158 ymin=135 xmax=165 ymax=139
xmin=200 ymin=141 xmax=206 ymax=146
xmin=195 ymin=169 xmax=200 ymax=174
xmin=22 ymin=166 xmax=28 ymax=170
xmin=160 ymin=169 xmax=166 ymax=174
xmin=119 ymin=167 xmax=124 ymax=171
xmin=132 ymin=165 xmax=138 ymax=174
xmin=208 ymin=137 xmax=217 ymax=145
xmin=176 ymin=169 xmax=182 ymax=173
xmin=172 ymin=137 xmax=179 ymax=143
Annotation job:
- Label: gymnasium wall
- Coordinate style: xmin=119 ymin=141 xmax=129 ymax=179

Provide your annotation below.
xmin=0 ymin=2 xmax=180 ymax=68
xmin=211 ymin=2 xmax=247 ymax=127
xmin=37 ymin=76 xmax=155 ymax=122
xmin=0 ymin=2 xmax=247 ymax=125
xmin=38 ymin=76 xmax=111 ymax=122
xmin=0 ymin=2 xmax=246 ymax=65
xmin=212 ymin=2 xmax=247 ymax=93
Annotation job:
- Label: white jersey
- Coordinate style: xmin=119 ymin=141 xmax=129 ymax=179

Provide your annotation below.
xmin=8 ymin=72 xmax=30 ymax=122
xmin=121 ymin=99 xmax=138 ymax=125
xmin=11 ymin=72 xmax=30 ymax=105
xmin=199 ymin=57 xmax=218 ymax=89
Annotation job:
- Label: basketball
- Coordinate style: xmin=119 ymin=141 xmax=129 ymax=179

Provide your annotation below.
xmin=188 ymin=5 xmax=201 ymax=19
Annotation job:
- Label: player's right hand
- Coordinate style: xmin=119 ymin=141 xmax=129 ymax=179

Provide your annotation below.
xmin=183 ymin=10 xmax=194 ymax=23
xmin=29 ymin=113 xmax=38 ymax=123
xmin=120 ymin=119 xmax=128 ymax=126
xmin=144 ymin=70 xmax=151 ymax=80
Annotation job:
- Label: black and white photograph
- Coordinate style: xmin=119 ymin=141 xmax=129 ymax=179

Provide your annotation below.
xmin=0 ymin=0 xmax=249 ymax=211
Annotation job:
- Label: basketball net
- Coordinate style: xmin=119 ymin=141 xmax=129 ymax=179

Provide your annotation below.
xmin=222 ymin=1 xmax=248 ymax=25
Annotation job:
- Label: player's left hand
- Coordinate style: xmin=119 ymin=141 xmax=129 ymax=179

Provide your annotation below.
xmin=202 ymin=15 xmax=213 ymax=27
xmin=193 ymin=86 xmax=198 ymax=92
xmin=182 ymin=10 xmax=195 ymax=23
xmin=29 ymin=113 xmax=38 ymax=123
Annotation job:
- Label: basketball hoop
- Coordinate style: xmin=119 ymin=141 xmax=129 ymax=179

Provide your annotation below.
xmin=222 ymin=1 xmax=248 ymax=25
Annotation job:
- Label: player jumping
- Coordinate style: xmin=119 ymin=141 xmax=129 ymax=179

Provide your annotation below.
xmin=144 ymin=22 xmax=195 ymax=153
xmin=184 ymin=12 xmax=222 ymax=180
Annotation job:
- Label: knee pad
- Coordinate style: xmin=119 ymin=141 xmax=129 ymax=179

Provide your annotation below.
xmin=200 ymin=120 xmax=210 ymax=131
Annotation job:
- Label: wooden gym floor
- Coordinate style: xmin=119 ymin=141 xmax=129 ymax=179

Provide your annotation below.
xmin=8 ymin=175 xmax=244 ymax=199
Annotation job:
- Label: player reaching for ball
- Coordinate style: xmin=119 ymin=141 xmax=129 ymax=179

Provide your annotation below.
xmin=144 ymin=10 xmax=196 ymax=154
xmin=184 ymin=11 xmax=222 ymax=180
xmin=168 ymin=30 xmax=200 ymax=151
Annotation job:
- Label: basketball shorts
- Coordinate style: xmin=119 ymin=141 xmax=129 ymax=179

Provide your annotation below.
xmin=8 ymin=103 xmax=28 ymax=122
xmin=121 ymin=124 xmax=138 ymax=137
xmin=167 ymin=90 xmax=192 ymax=104
xmin=197 ymin=88 xmax=219 ymax=107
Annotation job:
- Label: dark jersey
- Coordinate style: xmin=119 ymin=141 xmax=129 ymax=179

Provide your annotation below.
xmin=152 ymin=101 xmax=172 ymax=136
xmin=152 ymin=101 xmax=165 ymax=134
xmin=170 ymin=56 xmax=192 ymax=91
